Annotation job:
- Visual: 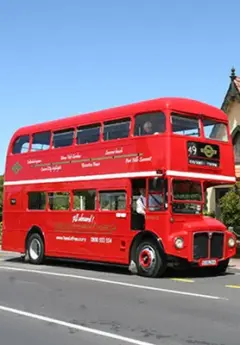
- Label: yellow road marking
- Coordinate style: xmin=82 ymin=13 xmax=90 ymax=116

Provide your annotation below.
xmin=225 ymin=285 xmax=240 ymax=289
xmin=170 ymin=278 xmax=194 ymax=283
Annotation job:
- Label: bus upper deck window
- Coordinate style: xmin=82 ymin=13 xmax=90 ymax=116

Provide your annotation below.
xmin=134 ymin=112 xmax=166 ymax=136
xmin=77 ymin=124 xmax=101 ymax=144
xmin=31 ymin=131 xmax=51 ymax=151
xmin=12 ymin=135 xmax=30 ymax=154
xmin=103 ymin=118 xmax=130 ymax=141
xmin=53 ymin=129 xmax=74 ymax=148
xmin=202 ymin=119 xmax=228 ymax=142
xmin=171 ymin=113 xmax=200 ymax=137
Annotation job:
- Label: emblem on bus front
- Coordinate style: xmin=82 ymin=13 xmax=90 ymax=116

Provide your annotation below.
xmin=200 ymin=145 xmax=217 ymax=158
xmin=11 ymin=162 xmax=22 ymax=174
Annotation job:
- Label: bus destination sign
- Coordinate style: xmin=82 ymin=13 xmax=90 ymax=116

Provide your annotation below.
xmin=187 ymin=141 xmax=220 ymax=168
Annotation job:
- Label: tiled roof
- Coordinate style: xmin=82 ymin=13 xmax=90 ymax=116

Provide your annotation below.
xmin=221 ymin=68 xmax=240 ymax=112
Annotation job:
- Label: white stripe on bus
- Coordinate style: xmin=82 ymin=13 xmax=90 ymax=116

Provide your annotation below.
xmin=3 ymin=170 xmax=161 ymax=186
xmin=3 ymin=170 xmax=236 ymax=186
xmin=166 ymin=170 xmax=236 ymax=182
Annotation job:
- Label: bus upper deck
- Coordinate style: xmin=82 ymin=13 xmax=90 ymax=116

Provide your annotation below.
xmin=5 ymin=97 xmax=235 ymax=186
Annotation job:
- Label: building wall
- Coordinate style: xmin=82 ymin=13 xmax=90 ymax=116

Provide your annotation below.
xmin=206 ymin=100 xmax=240 ymax=215
xmin=228 ymin=101 xmax=240 ymax=135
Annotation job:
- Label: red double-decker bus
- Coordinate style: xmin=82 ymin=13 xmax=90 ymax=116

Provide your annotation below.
xmin=2 ymin=97 xmax=237 ymax=277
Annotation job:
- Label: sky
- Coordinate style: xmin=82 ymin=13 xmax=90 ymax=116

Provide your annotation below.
xmin=0 ymin=0 xmax=239 ymax=174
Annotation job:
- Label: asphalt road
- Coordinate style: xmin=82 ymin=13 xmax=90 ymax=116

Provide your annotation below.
xmin=0 ymin=252 xmax=240 ymax=345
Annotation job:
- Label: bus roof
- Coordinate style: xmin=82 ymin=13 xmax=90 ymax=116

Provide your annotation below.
xmin=14 ymin=97 xmax=228 ymax=137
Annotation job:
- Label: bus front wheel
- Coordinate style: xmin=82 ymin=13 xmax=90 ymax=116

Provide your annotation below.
xmin=26 ymin=233 xmax=45 ymax=265
xmin=135 ymin=240 xmax=167 ymax=278
xmin=209 ymin=258 xmax=230 ymax=276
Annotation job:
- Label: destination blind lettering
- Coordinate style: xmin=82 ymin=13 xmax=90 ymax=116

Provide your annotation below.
xmin=187 ymin=141 xmax=220 ymax=168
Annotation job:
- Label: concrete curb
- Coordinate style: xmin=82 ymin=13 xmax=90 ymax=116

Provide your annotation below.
xmin=229 ymin=259 xmax=240 ymax=270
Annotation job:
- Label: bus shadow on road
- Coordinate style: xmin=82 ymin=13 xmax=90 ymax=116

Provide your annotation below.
xmin=3 ymin=256 xmax=236 ymax=279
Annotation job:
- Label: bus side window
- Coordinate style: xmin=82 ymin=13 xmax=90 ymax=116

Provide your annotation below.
xmin=12 ymin=135 xmax=30 ymax=154
xmin=99 ymin=190 xmax=126 ymax=210
xmin=103 ymin=118 xmax=130 ymax=141
xmin=48 ymin=192 xmax=70 ymax=210
xmin=77 ymin=124 xmax=101 ymax=145
xmin=53 ymin=129 xmax=74 ymax=148
xmin=28 ymin=192 xmax=46 ymax=210
xmin=73 ymin=190 xmax=96 ymax=210
xmin=134 ymin=112 xmax=166 ymax=136
xmin=31 ymin=131 xmax=51 ymax=152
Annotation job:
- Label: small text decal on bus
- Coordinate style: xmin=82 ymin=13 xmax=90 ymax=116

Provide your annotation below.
xmin=61 ymin=153 xmax=82 ymax=161
xmin=105 ymin=147 xmax=123 ymax=155
xmin=72 ymin=213 xmax=95 ymax=223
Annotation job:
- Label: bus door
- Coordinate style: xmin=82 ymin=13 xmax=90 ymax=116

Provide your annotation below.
xmin=130 ymin=178 xmax=146 ymax=231
xmin=94 ymin=188 xmax=130 ymax=262
xmin=130 ymin=177 xmax=168 ymax=233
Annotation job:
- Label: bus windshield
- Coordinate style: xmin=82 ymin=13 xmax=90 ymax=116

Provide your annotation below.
xmin=172 ymin=180 xmax=202 ymax=214
xmin=202 ymin=118 xmax=228 ymax=142
xmin=171 ymin=112 xmax=229 ymax=143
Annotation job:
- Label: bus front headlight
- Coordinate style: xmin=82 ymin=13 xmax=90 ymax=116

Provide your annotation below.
xmin=228 ymin=237 xmax=235 ymax=248
xmin=175 ymin=237 xmax=184 ymax=249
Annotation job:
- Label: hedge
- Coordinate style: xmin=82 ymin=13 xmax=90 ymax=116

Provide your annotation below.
xmin=0 ymin=221 xmax=2 ymax=245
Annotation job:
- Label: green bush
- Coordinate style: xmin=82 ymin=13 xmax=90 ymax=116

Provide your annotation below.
xmin=219 ymin=184 xmax=240 ymax=229
xmin=0 ymin=221 xmax=2 ymax=245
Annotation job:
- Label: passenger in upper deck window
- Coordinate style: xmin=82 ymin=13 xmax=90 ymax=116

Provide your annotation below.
xmin=143 ymin=121 xmax=153 ymax=135
xmin=142 ymin=121 xmax=159 ymax=135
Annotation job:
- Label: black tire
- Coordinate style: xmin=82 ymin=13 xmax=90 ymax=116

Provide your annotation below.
xmin=209 ymin=259 xmax=229 ymax=276
xmin=26 ymin=233 xmax=45 ymax=265
xmin=135 ymin=240 xmax=167 ymax=278
xmin=210 ymin=259 xmax=230 ymax=275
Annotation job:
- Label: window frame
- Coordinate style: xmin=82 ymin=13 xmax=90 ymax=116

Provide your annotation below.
xmin=12 ymin=134 xmax=31 ymax=155
xmin=76 ymin=123 xmax=101 ymax=145
xmin=233 ymin=131 xmax=240 ymax=164
xmin=52 ymin=128 xmax=75 ymax=149
xmin=171 ymin=179 xmax=203 ymax=202
xmin=147 ymin=177 xmax=168 ymax=212
xmin=27 ymin=191 xmax=47 ymax=211
xmin=103 ymin=118 xmax=131 ymax=142
xmin=47 ymin=191 xmax=71 ymax=211
xmin=98 ymin=189 xmax=127 ymax=211
xmin=171 ymin=178 xmax=203 ymax=215
xmin=72 ymin=189 xmax=97 ymax=211
xmin=202 ymin=118 xmax=229 ymax=143
xmin=133 ymin=111 xmax=166 ymax=137
xmin=31 ymin=130 xmax=52 ymax=152
xmin=170 ymin=112 xmax=201 ymax=138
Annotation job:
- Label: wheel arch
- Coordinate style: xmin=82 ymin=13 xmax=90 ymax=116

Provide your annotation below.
xmin=25 ymin=225 xmax=45 ymax=250
xmin=129 ymin=230 xmax=165 ymax=264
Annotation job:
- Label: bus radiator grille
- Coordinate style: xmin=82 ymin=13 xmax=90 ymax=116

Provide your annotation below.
xmin=193 ymin=232 xmax=224 ymax=260
xmin=210 ymin=232 xmax=224 ymax=259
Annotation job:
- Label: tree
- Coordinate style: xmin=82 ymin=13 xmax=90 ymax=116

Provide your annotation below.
xmin=219 ymin=184 xmax=240 ymax=230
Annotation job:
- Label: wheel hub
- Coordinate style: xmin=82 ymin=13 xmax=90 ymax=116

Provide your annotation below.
xmin=29 ymin=239 xmax=41 ymax=260
xmin=139 ymin=247 xmax=156 ymax=270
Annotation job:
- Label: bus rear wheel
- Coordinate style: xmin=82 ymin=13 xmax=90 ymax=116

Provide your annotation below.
xmin=135 ymin=240 xmax=167 ymax=278
xmin=26 ymin=233 xmax=45 ymax=265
